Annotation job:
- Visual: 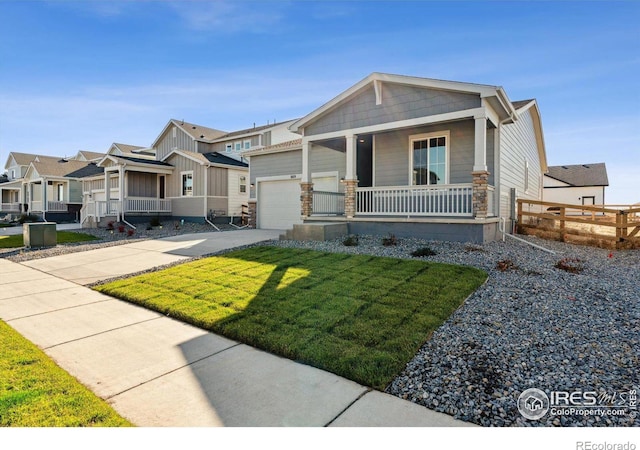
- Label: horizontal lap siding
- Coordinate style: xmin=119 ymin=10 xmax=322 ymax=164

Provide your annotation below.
xmin=499 ymin=109 xmax=543 ymax=218
xmin=227 ymin=169 xmax=249 ymax=216
xmin=250 ymin=151 xmax=302 ymax=185
xmin=374 ymin=120 xmax=481 ymax=186
xmin=305 ymin=84 xmax=481 ymax=136
xmin=310 ymin=145 xmax=345 ymax=189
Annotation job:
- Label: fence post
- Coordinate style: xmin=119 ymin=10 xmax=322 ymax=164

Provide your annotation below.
xmin=516 ymin=199 xmax=522 ymax=227
xmin=559 ymin=207 xmax=566 ymax=242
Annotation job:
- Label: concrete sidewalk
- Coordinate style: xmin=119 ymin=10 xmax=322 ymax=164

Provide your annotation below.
xmin=0 ymin=230 xmax=474 ymax=427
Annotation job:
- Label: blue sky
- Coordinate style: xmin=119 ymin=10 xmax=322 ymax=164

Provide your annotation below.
xmin=0 ymin=0 xmax=638 ymax=203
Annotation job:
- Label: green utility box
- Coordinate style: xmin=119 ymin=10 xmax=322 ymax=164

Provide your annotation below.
xmin=23 ymin=222 xmax=57 ymax=248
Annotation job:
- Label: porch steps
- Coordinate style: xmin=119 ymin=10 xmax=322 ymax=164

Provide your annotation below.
xmin=280 ymin=222 xmax=348 ymax=242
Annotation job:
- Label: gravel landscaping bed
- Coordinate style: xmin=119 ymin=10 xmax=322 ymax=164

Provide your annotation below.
xmin=0 ymin=222 xmax=237 ymax=262
xmin=272 ymin=235 xmax=639 ymax=427
xmin=3 ymin=223 xmax=637 ymax=427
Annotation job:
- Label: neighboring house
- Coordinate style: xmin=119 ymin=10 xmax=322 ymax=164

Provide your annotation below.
xmin=245 ymin=72 xmax=547 ymax=243
xmin=1 ymin=152 xmax=77 ymax=216
xmin=80 ymin=143 xmax=173 ymax=226
xmin=21 ymin=157 xmax=106 ymax=221
xmin=543 ymin=163 xmax=608 ymax=206
xmin=73 ymin=150 xmax=107 ymax=162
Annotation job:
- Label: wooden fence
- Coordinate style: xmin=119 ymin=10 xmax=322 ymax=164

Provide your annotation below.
xmin=517 ymin=199 xmax=640 ymax=249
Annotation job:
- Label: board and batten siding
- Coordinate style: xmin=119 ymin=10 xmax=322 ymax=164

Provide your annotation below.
xmin=374 ymin=120 xmax=495 ymax=186
xmin=68 ymin=180 xmax=83 ymax=203
xmin=305 ymin=84 xmax=481 ymax=136
xmin=164 ymin=154 xmax=206 ymax=197
xmin=499 ymin=108 xmax=543 ymax=218
xmin=207 ymin=166 xmax=228 ymax=197
xmin=127 ymin=172 xmax=157 ymax=198
xmin=155 ymin=126 xmax=196 ymax=160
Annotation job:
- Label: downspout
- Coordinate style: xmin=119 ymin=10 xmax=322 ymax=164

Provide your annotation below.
xmin=119 ymin=163 xmax=136 ymax=229
xmin=41 ymin=177 xmax=46 ymax=222
xmin=203 ymin=163 xmax=220 ymax=231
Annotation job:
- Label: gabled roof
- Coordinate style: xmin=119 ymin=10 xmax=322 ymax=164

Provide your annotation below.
xmin=112 ymin=143 xmax=145 ymax=154
xmin=64 ymin=162 xmax=105 ymax=178
xmin=75 ymin=150 xmax=106 ymax=161
xmin=4 ymin=152 xmax=61 ymax=169
xmin=162 ymin=149 xmax=248 ymax=168
xmin=211 ymin=119 xmax=299 ymax=142
xmin=243 ymin=139 xmax=302 ymax=157
xmin=290 ymin=72 xmax=516 ymax=133
xmin=27 ymin=159 xmax=100 ymax=179
xmin=512 ymin=99 xmax=535 ymax=110
xmin=151 ymin=119 xmax=227 ymax=149
xmin=512 ymin=99 xmax=547 ymax=172
xmin=545 ymin=163 xmax=609 ymax=187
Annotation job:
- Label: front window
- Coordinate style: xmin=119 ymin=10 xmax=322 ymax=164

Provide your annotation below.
xmin=181 ymin=172 xmax=193 ymax=196
xmin=411 ymin=133 xmax=448 ymax=185
xmin=57 ymin=184 xmax=64 ymax=201
xmin=239 ymin=176 xmax=247 ymax=193
xmin=234 ymin=142 xmax=242 ymax=152
xmin=225 ymin=143 xmax=232 ymax=153
xmin=243 ymin=140 xmax=251 ymax=151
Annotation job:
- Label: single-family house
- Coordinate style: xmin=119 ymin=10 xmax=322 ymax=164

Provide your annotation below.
xmin=543 ymin=163 xmax=608 ymax=206
xmin=2 ymin=152 xmax=86 ymax=216
xmin=245 ymin=72 xmax=547 ymax=243
xmin=21 ymin=157 xmax=107 ymax=221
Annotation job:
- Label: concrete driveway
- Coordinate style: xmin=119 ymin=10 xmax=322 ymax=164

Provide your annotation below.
xmin=20 ymin=229 xmax=282 ymax=285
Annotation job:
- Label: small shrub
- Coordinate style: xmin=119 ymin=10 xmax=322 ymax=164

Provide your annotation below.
xmin=555 ymin=257 xmax=584 ymax=274
xmin=382 ymin=233 xmax=398 ymax=247
xmin=146 ymin=226 xmax=153 ymax=231
xmin=411 ymin=247 xmax=437 ymax=257
xmin=150 ymin=216 xmax=161 ymax=227
xmin=174 ymin=222 xmax=181 ymax=230
xmin=118 ymin=224 xmax=125 ymax=233
xmin=127 ymin=229 xmax=135 ymax=237
xmin=106 ymin=221 xmax=115 ymax=231
xmin=464 ymin=244 xmax=486 ymax=252
xmin=496 ymin=259 xmax=518 ymax=272
xmin=342 ymin=235 xmax=359 ymax=246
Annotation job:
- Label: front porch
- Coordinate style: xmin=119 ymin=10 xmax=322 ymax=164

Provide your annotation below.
xmin=312 ymin=183 xmax=496 ymax=218
xmin=82 ymin=198 xmax=172 ymax=224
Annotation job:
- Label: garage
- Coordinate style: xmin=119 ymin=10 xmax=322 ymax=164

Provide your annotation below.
xmin=257 ymin=176 xmax=337 ymax=229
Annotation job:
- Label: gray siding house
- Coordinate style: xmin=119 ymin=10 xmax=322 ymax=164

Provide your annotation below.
xmin=245 ymin=73 xmax=547 ymax=243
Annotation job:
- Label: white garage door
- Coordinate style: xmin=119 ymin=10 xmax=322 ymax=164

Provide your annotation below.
xmin=258 ymin=176 xmax=337 ymax=229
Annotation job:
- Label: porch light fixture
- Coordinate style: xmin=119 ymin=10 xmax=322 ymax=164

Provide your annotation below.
xmin=340 ymin=177 xmax=345 ymax=183
xmin=250 ymin=183 xmax=255 ymax=188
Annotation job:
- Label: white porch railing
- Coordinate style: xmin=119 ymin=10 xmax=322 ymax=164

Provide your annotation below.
xmin=125 ymin=198 xmax=171 ymax=213
xmin=356 ymin=184 xmax=474 ymax=216
xmin=1 ymin=203 xmax=20 ymax=212
xmin=47 ymin=201 xmax=67 ymax=212
xmin=82 ymin=198 xmax=171 ymax=223
xmin=312 ymin=191 xmax=345 ymax=215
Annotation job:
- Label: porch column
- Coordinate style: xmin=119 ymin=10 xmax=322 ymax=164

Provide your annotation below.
xmin=473 ymin=114 xmax=487 ymax=172
xmin=42 ymin=178 xmax=47 ymax=212
xmin=473 ymin=114 xmax=490 ymax=219
xmin=344 ymin=134 xmax=358 ymax=218
xmin=301 ymin=140 xmax=313 ymax=217
xmin=118 ymin=166 xmax=125 ymax=221
xmin=247 ymin=199 xmax=257 ymax=228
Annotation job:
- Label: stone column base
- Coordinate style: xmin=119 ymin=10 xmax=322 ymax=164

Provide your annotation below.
xmin=472 ymin=171 xmax=490 ymax=219
xmin=247 ymin=199 xmax=257 ymax=228
xmin=343 ymin=179 xmax=358 ymax=218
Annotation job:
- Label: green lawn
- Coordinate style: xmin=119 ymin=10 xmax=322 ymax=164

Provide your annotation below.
xmin=95 ymin=246 xmax=487 ymax=390
xmin=0 ymin=231 xmax=98 ymax=248
xmin=0 ymin=320 xmax=131 ymax=427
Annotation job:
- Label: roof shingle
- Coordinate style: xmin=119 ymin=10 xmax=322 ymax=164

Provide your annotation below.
xmin=546 ymin=163 xmax=609 ymax=187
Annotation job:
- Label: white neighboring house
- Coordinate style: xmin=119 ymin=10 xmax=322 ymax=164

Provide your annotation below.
xmin=543 ymin=163 xmax=609 ymax=206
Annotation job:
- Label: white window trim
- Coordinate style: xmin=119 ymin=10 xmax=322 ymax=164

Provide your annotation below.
xmin=225 ymin=143 xmax=233 ymax=153
xmin=408 ymin=130 xmax=450 ymax=186
xmin=524 ymin=159 xmax=530 ymax=193
xmin=243 ymin=139 xmax=251 ymax=150
xmin=239 ymin=175 xmax=247 ymax=194
xmin=181 ymin=170 xmax=194 ymax=197
xmin=234 ymin=141 xmax=242 ymax=152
